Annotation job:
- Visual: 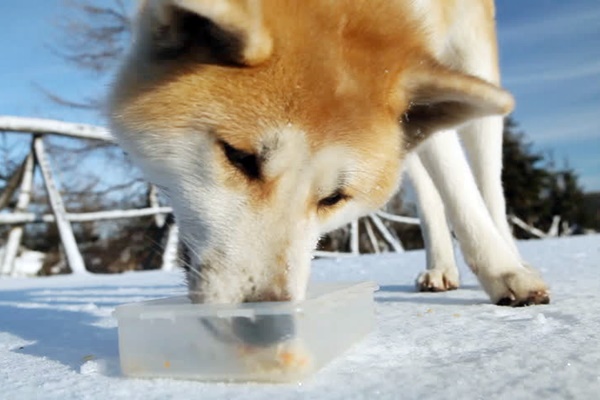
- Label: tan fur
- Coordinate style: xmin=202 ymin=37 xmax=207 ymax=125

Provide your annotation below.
xmin=113 ymin=1 xmax=508 ymax=205
xmin=109 ymin=0 xmax=516 ymax=303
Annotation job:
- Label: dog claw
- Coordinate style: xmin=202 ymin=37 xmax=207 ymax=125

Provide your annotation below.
xmin=496 ymin=290 xmax=550 ymax=307
xmin=416 ymin=269 xmax=459 ymax=292
xmin=496 ymin=296 xmax=514 ymax=306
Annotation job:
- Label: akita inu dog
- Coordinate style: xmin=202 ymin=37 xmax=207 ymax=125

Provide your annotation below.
xmin=109 ymin=0 xmax=549 ymax=309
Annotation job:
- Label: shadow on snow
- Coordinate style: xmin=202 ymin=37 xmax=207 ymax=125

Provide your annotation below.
xmin=0 ymin=283 xmax=179 ymax=377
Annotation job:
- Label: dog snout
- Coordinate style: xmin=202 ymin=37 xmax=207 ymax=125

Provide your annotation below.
xmin=232 ymin=315 xmax=295 ymax=347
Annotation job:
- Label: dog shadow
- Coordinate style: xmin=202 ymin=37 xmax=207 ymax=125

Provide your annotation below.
xmin=376 ymin=284 xmax=488 ymax=306
xmin=0 ymin=283 xmax=180 ymax=377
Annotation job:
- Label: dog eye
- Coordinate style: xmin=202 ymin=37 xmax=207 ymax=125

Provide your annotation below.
xmin=220 ymin=141 xmax=261 ymax=180
xmin=318 ymin=191 xmax=348 ymax=208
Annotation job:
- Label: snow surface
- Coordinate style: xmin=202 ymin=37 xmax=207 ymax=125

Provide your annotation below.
xmin=1 ymin=235 xmax=599 ymax=399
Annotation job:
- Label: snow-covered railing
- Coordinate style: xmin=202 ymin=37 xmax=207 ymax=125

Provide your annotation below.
xmin=0 ymin=207 xmax=173 ymax=225
xmin=0 ymin=116 xmax=113 ymax=142
xmin=0 ymin=116 xmax=423 ymax=273
xmin=2 ymin=116 xmax=560 ymax=275
xmin=508 ymin=215 xmax=568 ymax=239
xmin=0 ymin=116 xmax=176 ymax=276
xmin=316 ymin=212 xmax=413 ymax=258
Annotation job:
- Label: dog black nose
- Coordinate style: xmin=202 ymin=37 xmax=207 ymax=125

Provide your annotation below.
xmin=232 ymin=315 xmax=295 ymax=347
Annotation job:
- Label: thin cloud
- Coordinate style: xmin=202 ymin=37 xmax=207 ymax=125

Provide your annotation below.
xmin=521 ymin=108 xmax=600 ymax=144
xmin=504 ymin=60 xmax=600 ymax=86
xmin=499 ymin=5 xmax=600 ymax=45
xmin=580 ymin=176 xmax=600 ymax=191
xmin=574 ymin=157 xmax=600 ymax=169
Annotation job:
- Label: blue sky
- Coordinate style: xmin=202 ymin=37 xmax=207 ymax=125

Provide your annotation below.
xmin=1 ymin=0 xmax=599 ymax=191
xmin=496 ymin=0 xmax=600 ymax=190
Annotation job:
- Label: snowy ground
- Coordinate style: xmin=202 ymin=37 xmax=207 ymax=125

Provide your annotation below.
xmin=1 ymin=235 xmax=599 ymax=399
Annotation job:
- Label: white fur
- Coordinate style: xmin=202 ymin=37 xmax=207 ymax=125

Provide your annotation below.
xmin=408 ymin=85 xmax=545 ymax=302
xmin=111 ymin=118 xmax=378 ymax=303
xmin=406 ymin=154 xmax=459 ymax=291
xmin=412 ymin=129 xmax=548 ymax=303
xmin=407 ymin=0 xmax=548 ymax=304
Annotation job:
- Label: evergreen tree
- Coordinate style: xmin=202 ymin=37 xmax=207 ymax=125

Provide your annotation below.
xmin=502 ymin=117 xmax=591 ymax=237
xmin=546 ymin=167 xmax=588 ymax=233
xmin=502 ymin=117 xmax=550 ymax=229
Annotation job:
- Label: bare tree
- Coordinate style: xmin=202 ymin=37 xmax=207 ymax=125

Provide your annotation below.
xmin=39 ymin=0 xmax=145 ymax=212
xmin=43 ymin=0 xmax=133 ymax=110
xmin=0 ymin=1 xmax=166 ymax=274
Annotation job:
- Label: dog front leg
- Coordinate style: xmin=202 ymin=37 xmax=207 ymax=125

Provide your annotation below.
xmin=417 ymin=130 xmax=549 ymax=306
xmin=459 ymin=116 xmax=520 ymax=257
xmin=406 ymin=154 xmax=459 ymax=292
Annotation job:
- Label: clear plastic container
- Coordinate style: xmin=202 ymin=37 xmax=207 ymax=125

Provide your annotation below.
xmin=114 ymin=281 xmax=377 ymax=382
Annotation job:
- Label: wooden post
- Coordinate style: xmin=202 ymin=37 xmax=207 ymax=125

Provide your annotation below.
xmin=148 ymin=184 xmax=166 ymax=228
xmin=1 ymin=152 xmax=35 ymax=276
xmin=161 ymin=223 xmax=179 ymax=271
xmin=350 ymin=220 xmax=360 ymax=255
xmin=0 ymin=154 xmax=28 ymax=211
xmin=369 ymin=213 xmax=404 ymax=253
xmin=548 ymin=215 xmax=561 ymax=237
xmin=33 ymin=136 xmax=88 ymax=275
xmin=364 ymin=218 xmax=380 ymax=254
xmin=508 ymin=215 xmax=547 ymax=238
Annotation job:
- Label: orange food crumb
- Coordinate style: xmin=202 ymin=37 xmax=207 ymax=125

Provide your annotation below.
xmin=237 ymin=345 xmax=256 ymax=358
xmin=279 ymin=351 xmax=307 ymax=367
xmin=164 ymin=361 xmax=171 ymax=369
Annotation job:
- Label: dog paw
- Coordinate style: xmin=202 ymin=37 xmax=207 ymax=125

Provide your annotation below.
xmin=416 ymin=268 xmax=459 ymax=292
xmin=482 ymin=268 xmax=550 ymax=307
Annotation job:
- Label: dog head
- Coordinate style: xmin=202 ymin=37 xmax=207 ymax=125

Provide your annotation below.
xmin=109 ymin=0 xmax=513 ymax=303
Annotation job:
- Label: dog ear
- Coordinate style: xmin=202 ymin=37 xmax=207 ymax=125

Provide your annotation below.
xmin=137 ymin=0 xmax=272 ymax=66
xmin=401 ymin=63 xmax=514 ymax=150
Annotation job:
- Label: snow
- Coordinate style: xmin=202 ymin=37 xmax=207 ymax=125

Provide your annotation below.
xmin=1 ymin=235 xmax=599 ymax=399
xmin=0 ymin=248 xmax=45 ymax=277
xmin=0 ymin=116 xmax=112 ymax=142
